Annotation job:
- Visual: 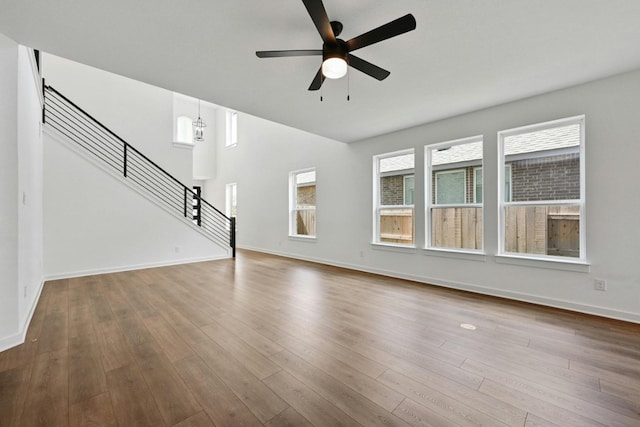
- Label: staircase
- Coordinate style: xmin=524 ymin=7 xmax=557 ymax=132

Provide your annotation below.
xmin=43 ymin=84 xmax=236 ymax=257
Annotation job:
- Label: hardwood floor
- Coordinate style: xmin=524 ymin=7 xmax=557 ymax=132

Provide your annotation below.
xmin=1 ymin=249 xmax=639 ymax=426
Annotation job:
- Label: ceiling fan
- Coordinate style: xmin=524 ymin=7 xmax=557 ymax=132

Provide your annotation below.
xmin=256 ymin=0 xmax=416 ymax=91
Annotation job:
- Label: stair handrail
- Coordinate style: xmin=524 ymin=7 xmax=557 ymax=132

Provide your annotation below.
xmin=43 ymin=83 xmax=236 ymax=257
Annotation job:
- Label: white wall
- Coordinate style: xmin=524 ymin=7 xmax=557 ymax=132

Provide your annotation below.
xmin=202 ymin=108 xmax=349 ymax=250
xmin=44 ymin=132 xmax=229 ymax=278
xmin=172 ymin=92 xmax=217 ymax=180
xmin=0 ymin=34 xmax=44 ymax=351
xmin=42 ymin=54 xmax=194 ymax=185
xmin=17 ymin=46 xmax=44 ymax=329
xmin=40 ymin=55 xmax=230 ymax=278
xmin=0 ymin=34 xmax=20 ymax=346
xmin=207 ymin=69 xmax=640 ymax=323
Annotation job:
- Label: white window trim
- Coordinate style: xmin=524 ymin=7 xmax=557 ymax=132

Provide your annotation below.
xmin=425 ymin=135 xmax=484 ymax=253
xmin=225 ymin=110 xmax=238 ymax=147
xmin=373 ymin=149 xmax=415 ymax=247
xmin=497 ymin=115 xmax=586 ymax=263
xmin=289 ymin=168 xmax=316 ymax=238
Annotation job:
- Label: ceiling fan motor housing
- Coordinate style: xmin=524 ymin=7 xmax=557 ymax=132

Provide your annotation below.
xmin=323 ymin=39 xmax=347 ymax=63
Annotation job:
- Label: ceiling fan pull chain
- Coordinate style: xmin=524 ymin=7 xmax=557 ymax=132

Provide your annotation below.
xmin=320 ymin=82 xmax=324 ymax=102
xmin=347 ymin=67 xmax=350 ymax=101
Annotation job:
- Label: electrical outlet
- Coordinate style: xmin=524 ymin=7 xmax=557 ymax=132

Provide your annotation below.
xmin=24 ymin=286 xmax=27 ymax=298
xmin=174 ymin=246 xmax=181 ymax=253
xmin=359 ymin=251 xmax=365 ymax=258
xmin=594 ymin=279 xmax=607 ymax=291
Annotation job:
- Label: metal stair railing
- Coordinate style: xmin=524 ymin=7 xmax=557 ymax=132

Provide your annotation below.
xmin=43 ymin=84 xmax=236 ymax=257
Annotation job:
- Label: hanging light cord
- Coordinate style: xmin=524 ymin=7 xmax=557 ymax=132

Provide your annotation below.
xmin=347 ymin=66 xmax=350 ymax=101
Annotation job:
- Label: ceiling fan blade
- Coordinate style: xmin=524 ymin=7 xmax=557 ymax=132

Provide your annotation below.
xmin=308 ymin=67 xmax=325 ymax=91
xmin=346 ymin=13 xmax=416 ymax=52
xmin=256 ymin=50 xmax=322 ymax=58
xmin=347 ymin=54 xmax=390 ymax=81
xmin=302 ymin=0 xmax=335 ymax=43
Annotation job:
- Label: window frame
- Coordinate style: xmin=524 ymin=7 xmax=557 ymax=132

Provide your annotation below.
xmin=425 ymin=135 xmax=484 ymax=253
xmin=225 ymin=110 xmax=238 ymax=147
xmin=373 ymin=149 xmax=416 ymax=247
xmin=497 ymin=115 xmax=586 ymax=262
xmin=289 ymin=168 xmax=316 ymax=239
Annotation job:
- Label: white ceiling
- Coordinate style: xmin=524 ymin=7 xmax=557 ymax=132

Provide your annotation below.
xmin=2 ymin=0 xmax=640 ymax=142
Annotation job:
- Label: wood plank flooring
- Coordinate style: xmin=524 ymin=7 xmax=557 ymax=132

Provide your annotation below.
xmin=1 ymin=249 xmax=639 ymax=426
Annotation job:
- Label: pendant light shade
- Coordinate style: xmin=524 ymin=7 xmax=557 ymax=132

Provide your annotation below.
xmin=193 ymin=100 xmax=206 ymax=142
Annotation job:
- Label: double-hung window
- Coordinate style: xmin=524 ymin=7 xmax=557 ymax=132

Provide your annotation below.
xmin=289 ymin=169 xmax=316 ymax=238
xmin=374 ymin=150 xmax=415 ymax=246
xmin=426 ymin=136 xmax=483 ymax=251
xmin=498 ymin=116 xmax=585 ymax=260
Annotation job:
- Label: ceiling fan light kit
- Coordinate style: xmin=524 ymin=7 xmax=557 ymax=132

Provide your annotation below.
xmin=322 ymin=57 xmax=347 ymax=79
xmin=256 ymin=0 xmax=416 ymax=91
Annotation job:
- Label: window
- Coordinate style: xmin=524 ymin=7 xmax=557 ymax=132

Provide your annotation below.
xmin=404 ymin=175 xmax=415 ymax=205
xmin=435 ymin=169 xmax=466 ymax=204
xmin=226 ymin=110 xmax=237 ymax=147
xmin=498 ymin=116 xmax=585 ymax=260
xmin=473 ymin=165 xmax=512 ymax=204
xmin=290 ymin=169 xmax=316 ymax=238
xmin=374 ymin=150 xmax=415 ymax=246
xmin=473 ymin=168 xmax=482 ymax=204
xmin=225 ymin=183 xmax=237 ymax=218
xmin=426 ymin=137 xmax=483 ymax=251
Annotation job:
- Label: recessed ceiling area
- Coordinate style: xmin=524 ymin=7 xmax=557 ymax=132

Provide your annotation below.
xmin=1 ymin=0 xmax=640 ymax=142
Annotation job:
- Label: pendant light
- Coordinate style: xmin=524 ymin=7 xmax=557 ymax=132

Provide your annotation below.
xmin=193 ymin=100 xmax=206 ymax=142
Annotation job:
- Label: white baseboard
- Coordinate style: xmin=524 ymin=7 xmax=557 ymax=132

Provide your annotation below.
xmin=44 ymin=254 xmax=230 ymax=281
xmin=238 ymin=245 xmax=640 ymax=325
xmin=0 ymin=278 xmax=46 ymax=353
xmin=0 ymin=332 xmax=24 ymax=354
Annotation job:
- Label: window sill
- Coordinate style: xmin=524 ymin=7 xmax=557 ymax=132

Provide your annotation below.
xmin=422 ymin=248 xmax=486 ymax=262
xmin=226 ymin=143 xmax=237 ymax=149
xmin=289 ymin=235 xmax=316 ymax=242
xmin=495 ymin=253 xmax=590 ymax=272
xmin=371 ymin=242 xmax=417 ymax=253
xmin=172 ymin=141 xmax=195 ymax=150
